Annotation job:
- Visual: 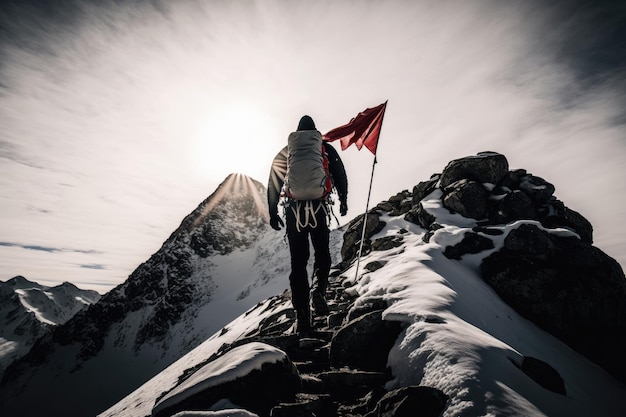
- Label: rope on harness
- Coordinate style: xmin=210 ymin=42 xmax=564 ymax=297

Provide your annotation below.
xmin=291 ymin=200 xmax=328 ymax=232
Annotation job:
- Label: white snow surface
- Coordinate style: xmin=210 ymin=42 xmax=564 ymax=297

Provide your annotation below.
xmin=101 ymin=191 xmax=626 ymax=417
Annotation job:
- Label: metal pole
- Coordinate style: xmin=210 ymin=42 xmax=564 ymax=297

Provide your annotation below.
xmin=354 ymin=154 xmax=378 ymax=282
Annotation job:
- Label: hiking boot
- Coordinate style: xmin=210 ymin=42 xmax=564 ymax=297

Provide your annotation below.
xmin=295 ymin=308 xmax=313 ymax=334
xmin=311 ymin=289 xmax=330 ymax=316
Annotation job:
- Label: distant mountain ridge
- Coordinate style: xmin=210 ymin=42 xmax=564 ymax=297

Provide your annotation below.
xmin=0 ymin=173 xmax=294 ymax=417
xmin=0 ymin=275 xmax=100 ymax=377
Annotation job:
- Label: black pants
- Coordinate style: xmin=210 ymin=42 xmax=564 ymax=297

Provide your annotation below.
xmin=285 ymin=200 xmax=331 ymax=311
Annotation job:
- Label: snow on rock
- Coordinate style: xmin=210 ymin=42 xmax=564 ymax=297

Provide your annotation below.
xmin=152 ymin=342 xmax=299 ymax=417
xmin=99 ymin=294 xmax=296 ymax=417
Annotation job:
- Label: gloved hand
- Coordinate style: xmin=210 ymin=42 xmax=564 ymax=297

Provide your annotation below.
xmin=270 ymin=213 xmax=284 ymax=230
xmin=340 ymin=200 xmax=348 ymax=216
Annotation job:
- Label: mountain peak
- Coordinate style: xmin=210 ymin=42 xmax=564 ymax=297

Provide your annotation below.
xmin=169 ymin=172 xmax=268 ymax=256
xmin=5 ymin=275 xmax=42 ymax=290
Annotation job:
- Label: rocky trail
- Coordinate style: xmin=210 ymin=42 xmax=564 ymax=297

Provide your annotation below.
xmin=215 ymin=271 xmax=447 ymax=417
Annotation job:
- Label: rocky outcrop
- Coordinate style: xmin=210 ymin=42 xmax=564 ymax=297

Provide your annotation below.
xmin=393 ymin=151 xmax=626 ymax=384
xmin=439 ymin=151 xmax=509 ymax=188
xmin=401 ymin=152 xmax=594 ymax=245
xmin=481 ymin=224 xmax=626 ymax=383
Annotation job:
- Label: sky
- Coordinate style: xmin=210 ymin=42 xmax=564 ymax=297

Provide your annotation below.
xmin=1 ymin=0 xmax=625 ymax=294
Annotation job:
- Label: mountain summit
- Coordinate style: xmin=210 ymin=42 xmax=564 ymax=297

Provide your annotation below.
xmin=2 ymin=155 xmax=625 ymax=417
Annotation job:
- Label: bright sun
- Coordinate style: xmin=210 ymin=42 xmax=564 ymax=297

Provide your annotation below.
xmin=191 ymin=101 xmax=278 ymax=182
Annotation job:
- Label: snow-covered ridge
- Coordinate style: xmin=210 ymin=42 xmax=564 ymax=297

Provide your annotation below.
xmin=99 ymin=153 xmax=625 ymax=417
xmin=0 ymin=275 xmax=100 ymax=378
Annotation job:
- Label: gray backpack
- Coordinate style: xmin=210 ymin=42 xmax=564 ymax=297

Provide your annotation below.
xmin=285 ymin=130 xmax=332 ymax=200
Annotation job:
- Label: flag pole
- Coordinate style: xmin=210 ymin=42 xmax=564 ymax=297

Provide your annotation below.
xmin=353 ymin=100 xmax=387 ymax=282
xmin=353 ymin=153 xmax=378 ymax=281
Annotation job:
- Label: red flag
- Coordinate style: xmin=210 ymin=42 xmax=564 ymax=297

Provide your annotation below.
xmin=322 ymin=101 xmax=387 ymax=154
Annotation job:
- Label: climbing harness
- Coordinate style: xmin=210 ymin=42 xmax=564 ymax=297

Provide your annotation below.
xmin=290 ymin=200 xmax=328 ymax=232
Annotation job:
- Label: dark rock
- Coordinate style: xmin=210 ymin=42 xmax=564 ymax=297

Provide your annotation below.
xmin=412 ymin=177 xmax=439 ymax=205
xmin=542 ymin=203 xmax=593 ymax=244
xmin=152 ymin=342 xmax=301 ymax=417
xmin=389 ymin=192 xmax=408 ymax=204
xmin=365 ymin=261 xmax=387 ymax=272
xmin=495 ymin=190 xmax=537 ymax=223
xmin=341 ymin=212 xmax=386 ymax=264
xmin=497 ymin=169 xmax=528 ymax=190
xmin=376 ymin=201 xmax=395 ymax=212
xmin=330 ymin=310 xmax=403 ymax=372
xmin=404 ymin=202 xmax=436 ymax=229
xmin=393 ymin=199 xmax=413 ymax=216
xmin=502 ymin=224 xmax=554 ymax=260
xmin=444 ymin=232 xmax=494 ymax=260
xmin=318 ymin=370 xmax=391 ymax=401
xmin=372 ymin=236 xmax=404 ymax=252
xmin=422 ymin=223 xmax=444 ymax=243
xmin=481 ymin=231 xmax=626 ymax=384
xmin=519 ymin=175 xmax=555 ymax=204
xmin=519 ymin=356 xmax=566 ymax=395
xmin=369 ymin=385 xmax=448 ymax=417
xmin=327 ymin=311 xmax=348 ymax=328
xmin=440 ymin=152 xmax=509 ymax=188
xmin=270 ymin=393 xmax=335 ymax=417
xmin=442 ymin=180 xmax=489 ymax=220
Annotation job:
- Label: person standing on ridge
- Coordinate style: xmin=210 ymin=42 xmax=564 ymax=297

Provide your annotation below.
xmin=267 ymin=115 xmax=348 ymax=334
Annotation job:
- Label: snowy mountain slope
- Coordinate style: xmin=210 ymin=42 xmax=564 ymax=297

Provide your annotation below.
xmin=98 ymin=154 xmax=626 ymax=417
xmin=0 ymin=275 xmax=100 ymax=378
xmin=99 ymin=195 xmax=626 ymax=417
xmin=0 ymin=174 xmax=305 ymax=417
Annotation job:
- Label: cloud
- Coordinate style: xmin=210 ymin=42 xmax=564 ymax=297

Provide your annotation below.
xmin=79 ymin=264 xmax=106 ymax=270
xmin=0 ymin=242 xmax=103 ymax=255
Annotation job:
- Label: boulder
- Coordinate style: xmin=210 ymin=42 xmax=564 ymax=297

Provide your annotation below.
xmin=519 ymin=175 xmax=555 ymax=204
xmin=443 ymin=232 xmax=495 ymax=260
xmin=542 ymin=201 xmax=593 ymax=244
xmin=404 ymin=202 xmax=436 ymax=229
xmin=442 ymin=179 xmax=489 ymax=220
xmin=439 ymin=152 xmax=509 ymax=188
xmin=152 ymin=342 xmax=301 ymax=417
xmin=494 ymin=190 xmax=537 ymax=223
xmin=411 ymin=177 xmax=439 ymax=205
xmin=330 ymin=310 xmax=403 ymax=372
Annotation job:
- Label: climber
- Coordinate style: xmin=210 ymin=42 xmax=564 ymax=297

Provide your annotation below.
xmin=267 ymin=115 xmax=348 ymax=334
